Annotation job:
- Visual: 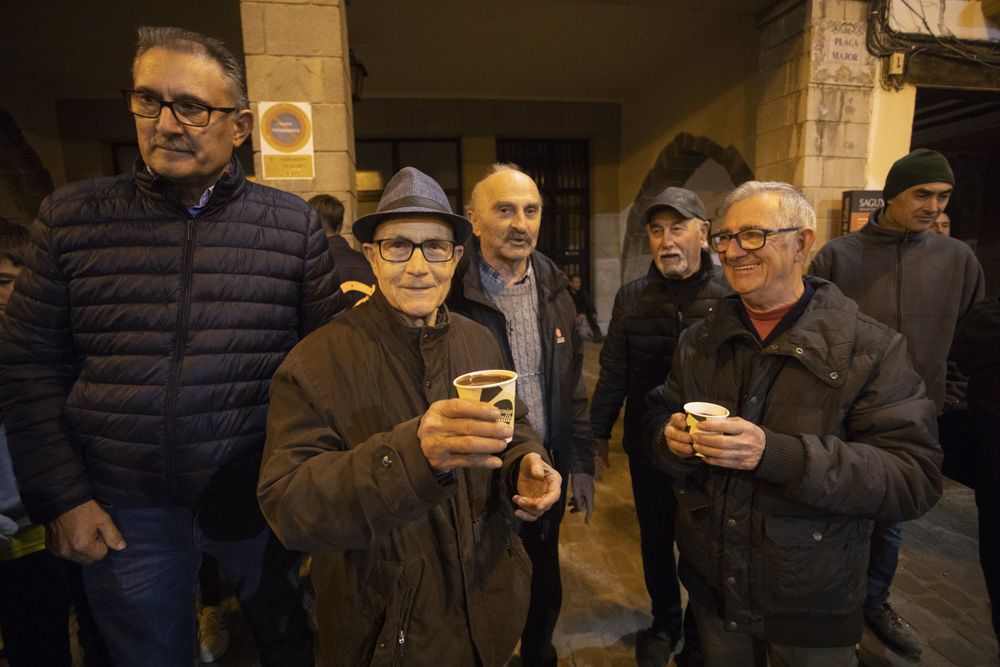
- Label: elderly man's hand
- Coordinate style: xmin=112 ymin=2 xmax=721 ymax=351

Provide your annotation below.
xmin=418 ymin=398 xmax=511 ymax=473
xmin=688 ymin=416 xmax=767 ymax=470
xmin=664 ymin=412 xmax=699 ymax=459
xmin=47 ymin=500 xmax=127 ymax=565
xmin=514 ymin=453 xmax=562 ymax=522
xmin=569 ymin=472 xmax=596 ymax=524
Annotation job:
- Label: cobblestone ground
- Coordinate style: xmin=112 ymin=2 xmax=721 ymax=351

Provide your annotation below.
xmin=19 ymin=341 xmax=993 ymax=667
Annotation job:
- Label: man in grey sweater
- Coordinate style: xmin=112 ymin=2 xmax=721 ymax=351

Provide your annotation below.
xmin=809 ymin=148 xmax=983 ymax=660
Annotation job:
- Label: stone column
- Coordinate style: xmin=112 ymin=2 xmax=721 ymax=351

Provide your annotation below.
xmin=240 ymin=0 xmax=357 ymax=235
xmin=756 ymin=0 xmax=876 ymax=246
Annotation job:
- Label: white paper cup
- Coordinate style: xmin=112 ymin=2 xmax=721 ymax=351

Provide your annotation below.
xmin=454 ymin=370 xmax=518 ymax=442
xmin=683 ymin=401 xmax=730 ymax=457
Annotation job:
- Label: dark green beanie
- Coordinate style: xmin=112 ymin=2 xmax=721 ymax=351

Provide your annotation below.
xmin=883 ymin=148 xmax=954 ymax=200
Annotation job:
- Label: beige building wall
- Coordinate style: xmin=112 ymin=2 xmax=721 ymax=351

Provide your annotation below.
xmin=241 ymin=0 xmax=357 ymax=234
xmin=756 ymin=0 xmax=881 ymax=248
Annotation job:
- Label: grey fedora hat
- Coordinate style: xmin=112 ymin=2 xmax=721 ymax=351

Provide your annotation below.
xmin=352 ymin=167 xmax=473 ymax=244
xmin=642 ymin=186 xmax=708 ymax=225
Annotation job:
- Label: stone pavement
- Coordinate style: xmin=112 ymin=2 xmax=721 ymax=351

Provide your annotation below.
xmin=18 ymin=341 xmax=995 ymax=667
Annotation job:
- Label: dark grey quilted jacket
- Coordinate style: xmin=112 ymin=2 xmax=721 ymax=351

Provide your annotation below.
xmin=0 ymin=156 xmax=341 ymax=528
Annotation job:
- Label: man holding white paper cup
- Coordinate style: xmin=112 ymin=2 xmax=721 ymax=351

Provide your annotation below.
xmin=258 ymin=167 xmax=561 ymax=666
xmin=644 ymin=181 xmax=942 ymax=665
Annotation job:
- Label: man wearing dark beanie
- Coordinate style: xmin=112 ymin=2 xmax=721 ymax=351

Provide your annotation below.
xmin=810 ymin=148 xmax=984 ymax=660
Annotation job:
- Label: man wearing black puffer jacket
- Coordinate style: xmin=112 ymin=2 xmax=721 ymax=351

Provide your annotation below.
xmin=591 ymin=187 xmax=727 ymax=667
xmin=0 ymin=27 xmax=339 ymax=667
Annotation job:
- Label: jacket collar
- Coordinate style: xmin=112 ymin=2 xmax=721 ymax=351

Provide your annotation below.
xmin=698 ymin=276 xmax=855 ymax=388
xmin=370 ymin=286 xmax=450 ymax=351
xmin=860 ymin=208 xmax=928 ymax=245
xmin=134 ymin=154 xmax=246 ymax=215
xmin=457 ymin=237 xmax=568 ymax=307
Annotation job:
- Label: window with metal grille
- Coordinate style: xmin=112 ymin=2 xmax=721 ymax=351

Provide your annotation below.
xmin=496 ymin=139 xmax=590 ymax=286
xmin=355 ymin=139 xmax=463 ymax=218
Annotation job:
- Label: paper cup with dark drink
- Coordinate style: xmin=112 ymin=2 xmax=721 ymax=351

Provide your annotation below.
xmin=454 ymin=370 xmax=518 ymax=442
xmin=683 ymin=401 xmax=730 ymax=458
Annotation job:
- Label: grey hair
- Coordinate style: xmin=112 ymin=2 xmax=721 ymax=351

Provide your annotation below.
xmin=466 ymin=162 xmax=543 ymax=215
xmin=720 ymin=181 xmax=816 ymax=231
xmin=132 ymin=26 xmax=249 ymax=110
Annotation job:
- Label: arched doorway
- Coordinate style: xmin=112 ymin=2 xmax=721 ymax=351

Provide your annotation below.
xmin=621 ymin=133 xmax=752 ymax=282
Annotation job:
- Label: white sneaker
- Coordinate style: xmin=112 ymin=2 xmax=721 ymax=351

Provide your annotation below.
xmin=198 ymin=606 xmax=230 ymax=663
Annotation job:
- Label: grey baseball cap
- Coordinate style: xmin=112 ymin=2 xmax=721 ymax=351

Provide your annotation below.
xmin=642 ymin=187 xmax=708 ymax=224
xmin=352 ymin=167 xmax=473 ymax=244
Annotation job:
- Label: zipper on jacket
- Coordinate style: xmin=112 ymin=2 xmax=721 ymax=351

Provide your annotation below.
xmin=164 ymin=218 xmax=196 ymax=501
xmin=895 ymin=234 xmax=906 ymax=332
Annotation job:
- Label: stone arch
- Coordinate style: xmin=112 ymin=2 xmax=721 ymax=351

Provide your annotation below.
xmin=621 ymin=132 xmax=753 ymax=282
xmin=0 ymin=104 xmax=54 ymax=226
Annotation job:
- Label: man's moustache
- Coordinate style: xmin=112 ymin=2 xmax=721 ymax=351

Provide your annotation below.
xmin=152 ymin=138 xmax=194 ymax=152
xmin=505 ymin=232 xmax=533 ymax=243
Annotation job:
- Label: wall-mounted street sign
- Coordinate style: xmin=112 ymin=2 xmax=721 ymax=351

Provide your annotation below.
xmin=259 ymin=102 xmax=314 ymax=180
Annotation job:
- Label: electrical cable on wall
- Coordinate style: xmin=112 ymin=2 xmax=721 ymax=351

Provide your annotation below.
xmin=868 ymin=0 xmax=1000 ymax=89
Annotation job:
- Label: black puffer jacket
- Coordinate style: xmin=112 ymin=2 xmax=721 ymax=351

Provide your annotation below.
xmin=590 ymin=252 xmax=727 ymax=462
xmin=0 ymin=157 xmax=340 ymax=526
xmin=447 ymin=240 xmax=594 ymax=476
xmin=644 ymin=278 xmax=942 ymax=647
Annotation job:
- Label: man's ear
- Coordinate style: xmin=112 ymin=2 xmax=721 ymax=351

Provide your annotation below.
xmin=232 ymin=110 xmax=254 ymax=148
xmin=797 ymin=228 xmax=816 ymax=260
xmin=453 ymin=244 xmax=464 ymax=262
xmin=362 ymin=243 xmax=378 ymax=268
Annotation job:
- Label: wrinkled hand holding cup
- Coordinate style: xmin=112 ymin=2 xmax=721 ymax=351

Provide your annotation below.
xmin=454 ymin=370 xmax=518 ymax=442
xmin=684 ymin=401 xmax=729 ymax=458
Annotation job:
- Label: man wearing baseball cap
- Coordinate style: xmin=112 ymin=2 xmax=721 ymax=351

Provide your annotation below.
xmin=811 ymin=148 xmax=984 ymax=660
xmin=590 ymin=186 xmax=727 ymax=665
xmin=258 ymin=167 xmax=561 ymax=666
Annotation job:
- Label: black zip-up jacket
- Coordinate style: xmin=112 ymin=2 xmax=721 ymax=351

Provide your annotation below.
xmin=0 ymin=156 xmax=341 ymax=528
xmin=447 ymin=240 xmax=594 ymax=476
xmin=590 ymin=252 xmax=728 ymax=463
xmin=809 ymin=211 xmax=984 ymax=412
xmin=644 ymin=278 xmax=942 ymax=647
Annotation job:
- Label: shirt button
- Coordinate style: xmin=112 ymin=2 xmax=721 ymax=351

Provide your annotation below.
xmin=813 ymin=531 xmax=823 ymax=541
xmin=750 ymin=396 xmax=758 ymax=404
xmin=381 ymin=454 xmax=393 ymax=469
xmin=726 ymin=576 xmax=736 ymax=585
xmin=727 ymin=518 xmax=736 ymax=528
xmin=422 ymin=334 xmax=430 ymax=342
xmin=829 ymin=371 xmax=839 ymax=380
xmin=795 ymin=347 xmax=804 ymax=355
xmin=424 ymin=380 xmax=432 ymax=389
xmin=726 ymin=621 xmax=738 ymax=631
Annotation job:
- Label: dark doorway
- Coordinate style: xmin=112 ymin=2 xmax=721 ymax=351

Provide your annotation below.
xmin=496 ymin=139 xmax=590 ymax=286
xmin=912 ymin=87 xmax=1000 ymax=295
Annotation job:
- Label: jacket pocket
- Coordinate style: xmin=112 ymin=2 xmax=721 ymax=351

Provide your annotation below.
xmin=760 ymin=515 xmax=870 ymax=615
xmin=674 ymin=490 xmax=715 ymax=584
xmin=365 ymin=562 xmax=421 ymax=666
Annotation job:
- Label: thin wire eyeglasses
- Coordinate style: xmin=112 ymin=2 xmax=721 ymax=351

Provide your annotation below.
xmin=709 ymin=227 xmax=802 ymax=252
xmin=122 ymin=89 xmax=237 ymax=128
xmin=373 ymin=238 xmax=456 ymax=263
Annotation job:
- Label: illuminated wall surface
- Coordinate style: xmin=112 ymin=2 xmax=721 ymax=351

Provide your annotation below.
xmin=1 ymin=0 xmax=998 ymax=306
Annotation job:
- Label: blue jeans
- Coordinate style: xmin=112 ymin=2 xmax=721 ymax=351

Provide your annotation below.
xmin=82 ymin=506 xmax=313 ymax=667
xmin=865 ymin=520 xmax=903 ymax=607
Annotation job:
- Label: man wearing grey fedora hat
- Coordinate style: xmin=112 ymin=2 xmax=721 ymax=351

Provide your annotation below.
xmin=259 ymin=166 xmax=562 ymax=666
xmin=448 ymin=163 xmax=596 ymax=667
xmin=811 ymin=148 xmax=984 ymax=661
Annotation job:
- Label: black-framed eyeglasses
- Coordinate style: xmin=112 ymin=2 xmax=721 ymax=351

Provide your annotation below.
xmin=373 ymin=238 xmax=456 ymax=263
xmin=122 ymin=89 xmax=237 ymax=128
xmin=709 ymin=227 xmax=802 ymax=252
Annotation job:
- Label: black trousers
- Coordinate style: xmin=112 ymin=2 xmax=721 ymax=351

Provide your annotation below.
xmin=0 ymin=549 xmax=72 ymax=667
xmin=518 ymin=464 xmax=570 ymax=665
xmin=629 ymin=456 xmax=684 ymax=631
